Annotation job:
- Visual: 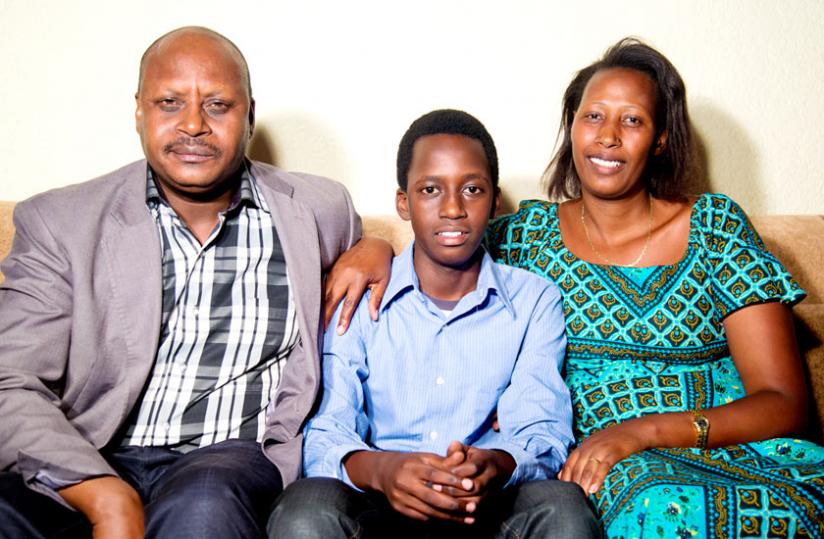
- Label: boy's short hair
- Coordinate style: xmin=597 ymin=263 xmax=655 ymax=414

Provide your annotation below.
xmin=396 ymin=109 xmax=499 ymax=191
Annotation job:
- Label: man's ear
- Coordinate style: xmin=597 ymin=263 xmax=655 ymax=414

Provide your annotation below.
xmin=248 ymin=98 xmax=256 ymax=137
xmin=396 ymin=188 xmax=411 ymax=221
xmin=134 ymin=93 xmax=142 ymax=135
xmin=654 ymin=131 xmax=668 ymax=156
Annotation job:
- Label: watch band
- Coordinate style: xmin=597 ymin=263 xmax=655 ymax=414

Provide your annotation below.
xmin=689 ymin=409 xmax=710 ymax=449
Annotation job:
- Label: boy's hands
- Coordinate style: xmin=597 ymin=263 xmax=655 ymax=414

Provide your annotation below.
xmin=343 ymin=443 xmax=515 ymax=524
xmin=443 ymin=441 xmax=515 ymax=502
xmin=344 ymin=450 xmax=477 ymax=524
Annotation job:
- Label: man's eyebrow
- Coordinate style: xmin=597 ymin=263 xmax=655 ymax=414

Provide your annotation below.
xmin=145 ymin=87 xmax=239 ymax=99
xmin=145 ymin=87 xmax=184 ymax=97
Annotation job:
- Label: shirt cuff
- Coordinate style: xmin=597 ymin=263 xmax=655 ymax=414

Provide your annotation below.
xmin=473 ymin=439 xmax=557 ymax=488
xmin=313 ymin=442 xmax=370 ymax=491
xmin=34 ymin=471 xmax=84 ymax=490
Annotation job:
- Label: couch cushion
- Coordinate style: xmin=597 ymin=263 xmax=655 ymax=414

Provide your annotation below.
xmin=751 ymin=215 xmax=824 ymax=304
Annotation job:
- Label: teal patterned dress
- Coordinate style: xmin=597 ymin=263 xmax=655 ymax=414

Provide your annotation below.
xmin=486 ymin=194 xmax=824 ymax=539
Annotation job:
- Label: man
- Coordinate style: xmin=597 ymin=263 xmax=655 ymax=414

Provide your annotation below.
xmin=268 ymin=110 xmax=600 ymax=538
xmin=0 ymin=26 xmax=362 ymax=538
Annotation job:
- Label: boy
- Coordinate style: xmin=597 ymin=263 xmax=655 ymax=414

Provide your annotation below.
xmin=268 ymin=110 xmax=599 ymax=538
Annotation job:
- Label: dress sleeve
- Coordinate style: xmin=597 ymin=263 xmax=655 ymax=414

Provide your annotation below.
xmin=697 ymin=194 xmax=806 ymax=319
xmin=485 ymin=200 xmax=552 ymax=268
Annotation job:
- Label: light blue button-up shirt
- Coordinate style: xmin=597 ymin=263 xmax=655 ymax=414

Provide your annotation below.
xmin=304 ymin=244 xmax=572 ymax=488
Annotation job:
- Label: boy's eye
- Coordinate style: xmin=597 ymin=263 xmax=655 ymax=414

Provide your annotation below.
xmin=421 ymin=186 xmax=438 ymax=195
xmin=464 ymin=185 xmax=482 ymax=195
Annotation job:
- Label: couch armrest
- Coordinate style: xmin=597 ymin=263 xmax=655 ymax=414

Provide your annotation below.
xmin=794 ymin=304 xmax=824 ymax=441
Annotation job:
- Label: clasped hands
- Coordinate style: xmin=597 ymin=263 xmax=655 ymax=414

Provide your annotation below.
xmin=347 ymin=440 xmax=515 ymax=525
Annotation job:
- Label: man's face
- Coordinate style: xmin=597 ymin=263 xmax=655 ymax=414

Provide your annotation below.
xmin=135 ymin=34 xmax=254 ymax=200
xmin=397 ymin=134 xmax=499 ymax=272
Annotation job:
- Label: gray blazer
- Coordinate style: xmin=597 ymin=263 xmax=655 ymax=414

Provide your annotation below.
xmin=0 ymin=159 xmax=361 ymax=501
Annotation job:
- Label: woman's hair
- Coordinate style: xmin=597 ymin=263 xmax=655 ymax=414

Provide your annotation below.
xmin=544 ymin=37 xmax=693 ymax=201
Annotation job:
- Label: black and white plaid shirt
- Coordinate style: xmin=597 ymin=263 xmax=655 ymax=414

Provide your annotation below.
xmin=123 ymin=165 xmax=298 ymax=451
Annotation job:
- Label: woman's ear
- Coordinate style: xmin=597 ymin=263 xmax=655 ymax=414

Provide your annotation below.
xmin=654 ymin=131 xmax=668 ymax=156
xmin=396 ymin=188 xmax=411 ymax=221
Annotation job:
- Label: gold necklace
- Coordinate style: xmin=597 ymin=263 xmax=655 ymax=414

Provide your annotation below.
xmin=580 ymin=195 xmax=653 ymax=267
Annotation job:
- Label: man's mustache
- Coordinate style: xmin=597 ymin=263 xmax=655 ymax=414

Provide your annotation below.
xmin=163 ymin=137 xmax=222 ymax=156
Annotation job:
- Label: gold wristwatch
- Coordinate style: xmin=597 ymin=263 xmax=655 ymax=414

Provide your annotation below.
xmin=689 ymin=410 xmax=710 ymax=449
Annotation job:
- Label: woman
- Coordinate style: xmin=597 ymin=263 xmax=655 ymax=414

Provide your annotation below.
xmin=328 ymin=39 xmax=824 ymax=538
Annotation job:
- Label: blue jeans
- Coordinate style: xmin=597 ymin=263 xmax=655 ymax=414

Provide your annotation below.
xmin=267 ymin=477 xmax=601 ymax=539
xmin=0 ymin=438 xmax=282 ymax=539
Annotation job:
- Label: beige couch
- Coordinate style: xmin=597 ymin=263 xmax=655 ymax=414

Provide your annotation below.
xmin=2 ymin=201 xmax=823 ymax=440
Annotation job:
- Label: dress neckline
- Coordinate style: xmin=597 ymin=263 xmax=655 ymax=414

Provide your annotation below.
xmin=547 ymin=195 xmax=705 ymax=271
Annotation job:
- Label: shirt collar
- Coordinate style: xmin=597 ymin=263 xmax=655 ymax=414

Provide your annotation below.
xmin=145 ymin=160 xmax=268 ymax=214
xmin=381 ymin=242 xmax=516 ymax=317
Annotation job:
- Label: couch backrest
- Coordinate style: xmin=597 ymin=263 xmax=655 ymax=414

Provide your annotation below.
xmin=0 ymin=202 xmax=14 ymax=280
xmin=2 ymin=205 xmax=823 ymax=302
xmin=750 ymin=215 xmax=824 ymax=305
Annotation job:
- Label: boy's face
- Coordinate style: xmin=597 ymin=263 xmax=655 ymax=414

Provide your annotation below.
xmin=396 ymin=133 xmax=500 ymax=271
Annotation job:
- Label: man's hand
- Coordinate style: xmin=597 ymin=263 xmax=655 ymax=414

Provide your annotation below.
xmin=444 ymin=441 xmax=515 ymax=502
xmin=558 ymin=419 xmax=651 ymax=494
xmin=344 ymin=450 xmax=477 ymax=524
xmin=323 ymin=237 xmax=394 ymax=333
xmin=59 ymin=476 xmax=144 ymax=539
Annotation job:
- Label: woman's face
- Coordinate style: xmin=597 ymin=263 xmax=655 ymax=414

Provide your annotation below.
xmin=570 ymin=67 xmax=665 ymax=199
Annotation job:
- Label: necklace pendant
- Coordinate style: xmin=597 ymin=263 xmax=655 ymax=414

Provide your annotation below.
xmin=580 ymin=195 xmax=654 ymax=267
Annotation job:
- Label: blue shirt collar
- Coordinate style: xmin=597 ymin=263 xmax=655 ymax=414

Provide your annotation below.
xmin=381 ymin=242 xmax=516 ymax=317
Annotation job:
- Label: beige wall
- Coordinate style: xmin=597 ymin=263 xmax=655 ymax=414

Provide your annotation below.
xmin=1 ymin=0 xmax=822 ymax=215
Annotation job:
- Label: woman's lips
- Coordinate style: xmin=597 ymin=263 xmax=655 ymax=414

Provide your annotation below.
xmin=588 ymin=155 xmax=625 ymax=174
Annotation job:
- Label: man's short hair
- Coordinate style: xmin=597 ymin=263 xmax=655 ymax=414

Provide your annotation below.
xmin=396 ymin=109 xmax=499 ymax=191
xmin=137 ymin=26 xmax=253 ymax=99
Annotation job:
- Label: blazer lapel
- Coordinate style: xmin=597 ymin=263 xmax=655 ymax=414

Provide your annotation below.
xmin=252 ymin=164 xmax=322 ymax=380
xmin=103 ymin=166 xmax=163 ymax=406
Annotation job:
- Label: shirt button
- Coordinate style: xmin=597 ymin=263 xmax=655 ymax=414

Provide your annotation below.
xmin=436 ymin=376 xmax=445 ymax=386
xmin=430 ymin=431 xmax=438 ymax=440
